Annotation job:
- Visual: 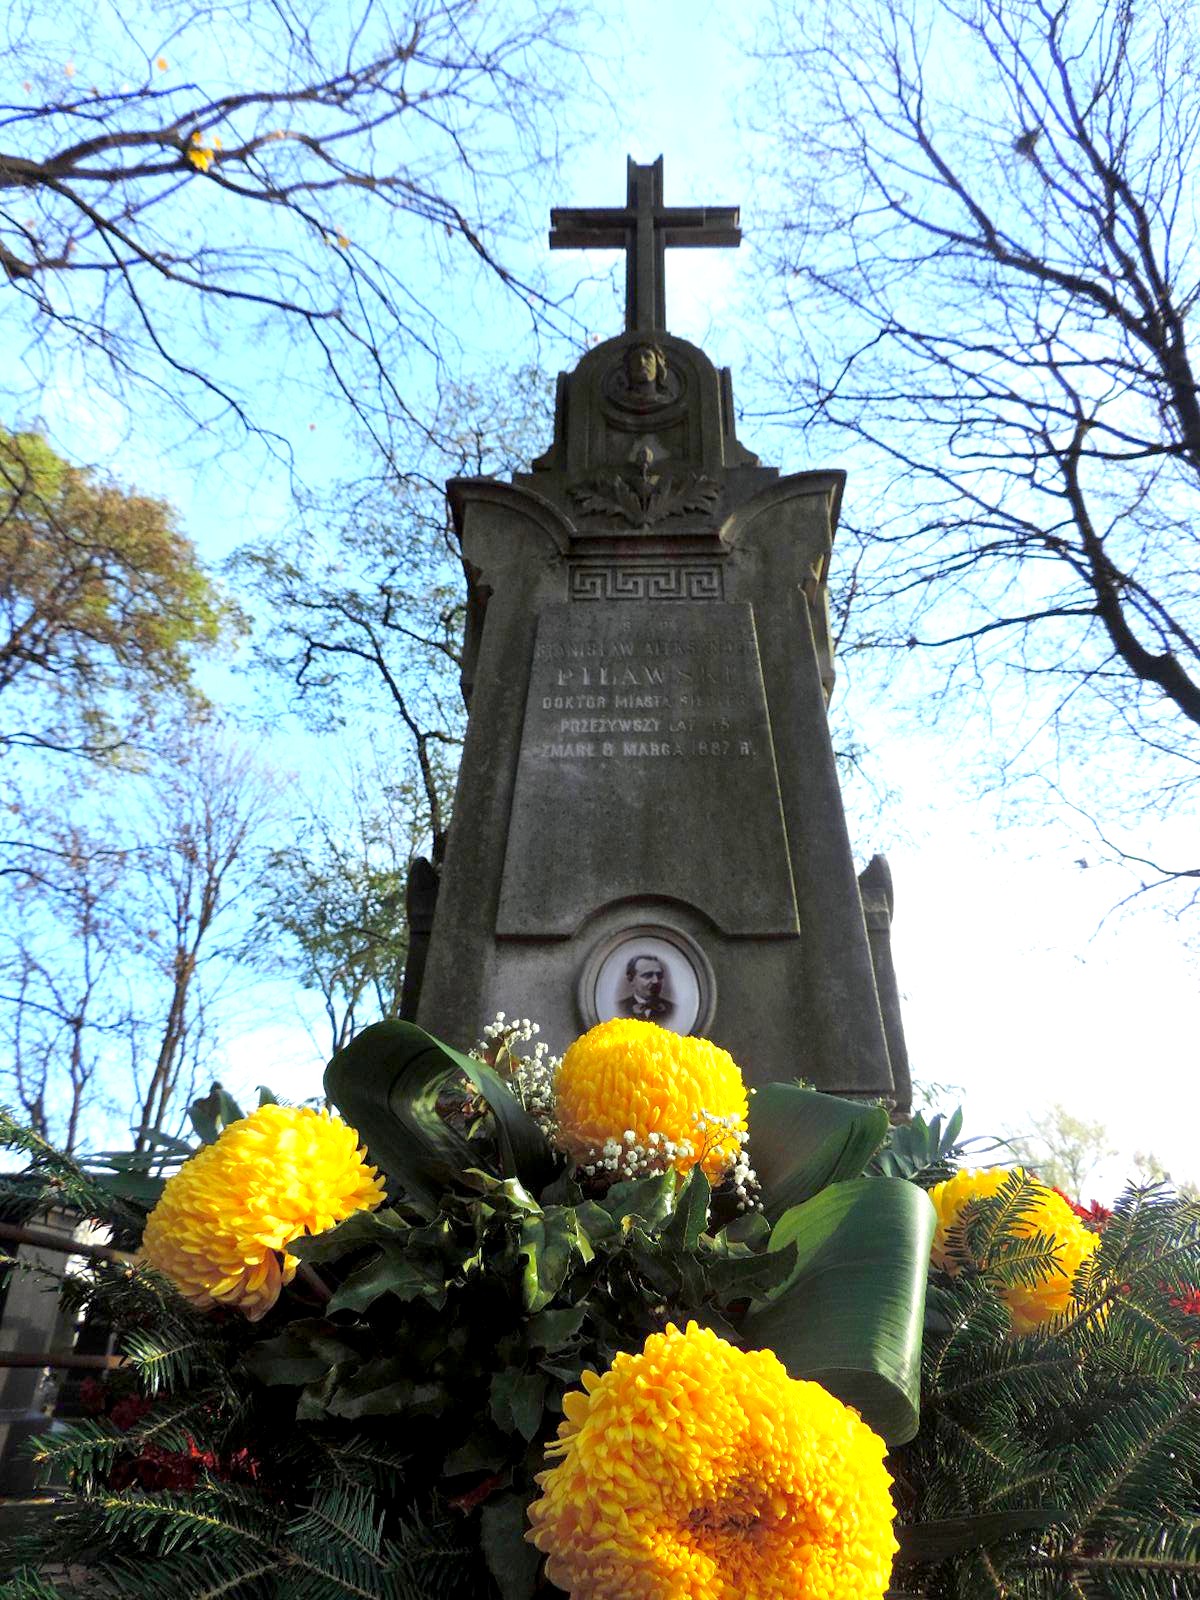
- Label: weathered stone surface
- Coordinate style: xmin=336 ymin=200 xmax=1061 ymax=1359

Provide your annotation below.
xmin=413 ymin=158 xmax=910 ymax=1109
xmin=497 ymin=601 xmax=796 ymax=938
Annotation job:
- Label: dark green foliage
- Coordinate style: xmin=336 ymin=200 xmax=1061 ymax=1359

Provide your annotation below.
xmin=743 ymin=1175 xmax=935 ymax=1444
xmin=871 ymin=1109 xmax=966 ymax=1186
xmin=749 ymin=1081 xmax=891 ymax=1218
xmin=892 ymin=1185 xmax=1200 ymax=1597
xmin=2 ymin=1032 xmax=937 ymax=1600
xmin=323 ymin=1022 xmax=557 ymax=1216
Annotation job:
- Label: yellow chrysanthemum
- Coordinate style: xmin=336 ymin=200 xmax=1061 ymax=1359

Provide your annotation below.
xmin=554 ymin=1019 xmax=748 ymax=1181
xmin=527 ymin=1321 xmax=897 ymax=1600
xmin=141 ymin=1104 xmax=385 ymax=1321
xmin=927 ymin=1167 xmax=1100 ymax=1333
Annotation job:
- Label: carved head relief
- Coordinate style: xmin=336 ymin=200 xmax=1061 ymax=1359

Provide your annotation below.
xmin=605 ymin=341 xmax=682 ymax=415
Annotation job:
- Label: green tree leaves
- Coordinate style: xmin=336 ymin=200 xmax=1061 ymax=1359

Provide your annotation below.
xmin=0 ymin=430 xmax=233 ymax=761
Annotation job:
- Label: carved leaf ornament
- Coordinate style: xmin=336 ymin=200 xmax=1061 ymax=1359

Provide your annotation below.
xmin=569 ymin=465 xmax=721 ymax=528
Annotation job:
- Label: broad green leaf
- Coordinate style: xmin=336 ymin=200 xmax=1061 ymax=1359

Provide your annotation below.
xmin=519 ymin=1210 xmax=592 ymax=1312
xmin=702 ymin=1240 xmax=797 ymax=1304
xmin=242 ymin=1322 xmax=360 ymax=1388
xmin=602 ymin=1170 xmax=676 ymax=1226
xmin=719 ymin=1211 xmax=771 ymax=1248
xmin=749 ymin=1083 xmax=890 ymax=1222
xmin=527 ymin=1306 xmax=586 ymax=1350
xmin=871 ymin=1106 xmax=965 ymax=1181
xmin=291 ymin=1205 xmax=409 ymax=1264
xmin=480 ymin=1493 xmax=540 ymax=1600
xmin=661 ymin=1169 xmax=711 ymax=1251
xmin=188 ymin=1084 xmax=245 ymax=1145
xmin=489 ymin=1370 xmax=547 ymax=1441
xmin=327 ymin=1249 xmax=446 ymax=1314
xmin=460 ymin=1170 xmax=542 ymax=1214
xmin=625 ymin=1226 xmax=684 ymax=1298
xmin=573 ymin=1200 xmax=620 ymax=1245
xmin=93 ymin=1171 xmax=166 ymax=1207
xmin=741 ymin=1176 xmax=935 ymax=1444
xmin=328 ymin=1359 xmax=443 ymax=1420
xmin=444 ymin=1434 xmax=510 ymax=1477
xmin=324 ymin=1021 xmax=555 ymax=1213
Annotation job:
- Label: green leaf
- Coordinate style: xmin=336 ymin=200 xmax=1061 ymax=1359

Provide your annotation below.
xmin=720 ymin=1211 xmax=771 ymax=1248
xmin=444 ymin=1434 xmax=510 ymax=1477
xmin=188 ymin=1084 xmax=245 ymax=1145
xmin=519 ymin=1210 xmax=592 ymax=1312
xmin=93 ymin=1171 xmax=166 ymax=1206
xmin=480 ymin=1493 xmax=540 ymax=1600
xmin=327 ymin=1359 xmax=443 ymax=1420
xmin=242 ymin=1322 xmax=360 ymax=1388
xmin=526 ymin=1306 xmax=586 ymax=1350
xmin=327 ymin=1249 xmax=445 ymax=1314
xmin=573 ymin=1200 xmax=620 ymax=1245
xmin=489 ymin=1370 xmax=548 ymax=1442
xmin=291 ymin=1205 xmax=409 ymax=1263
xmin=702 ymin=1240 xmax=797 ymax=1303
xmin=740 ymin=1176 xmax=935 ymax=1445
xmin=748 ymin=1084 xmax=890 ymax=1222
xmin=602 ymin=1170 xmax=677 ymax=1226
xmin=324 ymin=1021 xmax=555 ymax=1213
xmin=661 ymin=1168 xmax=711 ymax=1251
xmin=872 ymin=1106 xmax=965 ymax=1181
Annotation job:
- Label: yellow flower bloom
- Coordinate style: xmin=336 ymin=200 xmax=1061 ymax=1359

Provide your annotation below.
xmin=927 ymin=1167 xmax=1100 ymax=1333
xmin=554 ymin=1019 xmax=748 ymax=1182
xmin=141 ymin=1105 xmax=385 ymax=1321
xmin=527 ymin=1321 xmax=897 ymax=1600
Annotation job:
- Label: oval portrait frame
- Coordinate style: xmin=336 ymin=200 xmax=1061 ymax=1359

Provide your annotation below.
xmin=577 ymin=922 xmax=716 ymax=1037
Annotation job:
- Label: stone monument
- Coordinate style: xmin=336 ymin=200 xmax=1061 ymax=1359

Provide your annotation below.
xmin=413 ymin=157 xmax=910 ymax=1109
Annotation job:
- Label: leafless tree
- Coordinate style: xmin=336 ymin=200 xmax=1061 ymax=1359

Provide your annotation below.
xmin=126 ymin=730 xmax=278 ymax=1152
xmin=0 ymin=726 xmax=277 ymax=1152
xmin=0 ymin=826 xmax=132 ymax=1152
xmin=0 ymin=0 xmax=587 ymax=458
xmin=254 ymin=759 xmax=423 ymax=1057
xmin=754 ymin=0 xmax=1200 ymax=891
xmin=236 ymin=364 xmax=553 ymax=856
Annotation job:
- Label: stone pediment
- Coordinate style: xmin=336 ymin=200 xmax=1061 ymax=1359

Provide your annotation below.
xmin=514 ymin=332 xmax=773 ymax=535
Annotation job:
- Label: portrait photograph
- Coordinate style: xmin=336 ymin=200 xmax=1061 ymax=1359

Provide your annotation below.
xmin=591 ymin=934 xmax=702 ymax=1036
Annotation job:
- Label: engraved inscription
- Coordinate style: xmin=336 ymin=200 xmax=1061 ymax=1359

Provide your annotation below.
xmin=571 ymin=563 xmax=723 ymax=602
xmin=496 ymin=602 xmax=799 ymax=938
xmin=526 ymin=611 xmax=761 ymax=761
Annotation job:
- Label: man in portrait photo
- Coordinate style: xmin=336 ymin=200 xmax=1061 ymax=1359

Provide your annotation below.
xmin=617 ymin=953 xmax=676 ymax=1024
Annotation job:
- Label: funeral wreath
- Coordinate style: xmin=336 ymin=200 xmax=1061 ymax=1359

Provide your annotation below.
xmin=1 ymin=1014 xmax=1198 ymax=1598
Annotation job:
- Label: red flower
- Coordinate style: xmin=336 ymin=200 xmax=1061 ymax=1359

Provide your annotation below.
xmin=78 ymin=1377 xmax=107 ymax=1415
xmin=1168 ymin=1284 xmax=1200 ymax=1317
xmin=110 ymin=1394 xmax=153 ymax=1433
xmin=1049 ymin=1187 xmax=1112 ymax=1230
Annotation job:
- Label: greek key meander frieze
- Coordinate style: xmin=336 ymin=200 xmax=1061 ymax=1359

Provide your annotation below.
xmin=569 ymin=564 xmax=724 ymax=602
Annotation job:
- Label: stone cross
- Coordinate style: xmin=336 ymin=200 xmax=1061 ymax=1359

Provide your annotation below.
xmin=550 ymin=155 xmax=740 ymax=334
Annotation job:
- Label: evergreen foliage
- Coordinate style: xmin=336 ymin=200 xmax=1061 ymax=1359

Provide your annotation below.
xmin=4 ymin=1035 xmax=1197 ymax=1598
xmin=892 ymin=1183 xmax=1200 ymax=1597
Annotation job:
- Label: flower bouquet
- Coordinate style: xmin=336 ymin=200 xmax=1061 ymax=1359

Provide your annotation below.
xmin=1 ymin=1014 xmax=1198 ymax=1599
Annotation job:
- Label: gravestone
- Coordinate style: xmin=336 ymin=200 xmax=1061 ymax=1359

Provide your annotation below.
xmin=415 ymin=157 xmax=910 ymax=1109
